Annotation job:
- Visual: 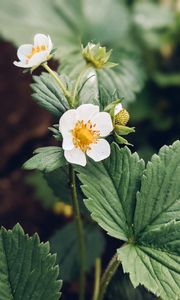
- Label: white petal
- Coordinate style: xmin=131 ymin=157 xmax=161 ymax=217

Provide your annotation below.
xmin=115 ymin=103 xmax=123 ymax=115
xmin=62 ymin=133 xmax=74 ymax=150
xmin=27 ymin=50 xmax=50 ymax=67
xmin=64 ymin=148 xmax=86 ymax=166
xmin=87 ymin=139 xmax=110 ymax=162
xmin=47 ymin=35 xmax=53 ymax=52
xmin=76 ymin=104 xmax=99 ymax=123
xmin=59 ymin=109 xmax=77 ymax=135
xmin=13 ymin=61 xmax=30 ymax=68
xmin=17 ymin=44 xmax=33 ymax=60
xmin=91 ymin=112 xmax=113 ymax=137
xmin=34 ymin=33 xmax=49 ymax=47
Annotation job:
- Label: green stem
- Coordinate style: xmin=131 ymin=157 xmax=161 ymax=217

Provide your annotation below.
xmin=92 ymin=258 xmax=101 ymax=300
xmin=42 ymin=63 xmax=71 ymax=102
xmin=69 ymin=165 xmax=86 ymax=300
xmin=98 ymin=253 xmax=120 ymax=300
xmin=71 ymin=64 xmax=89 ymax=105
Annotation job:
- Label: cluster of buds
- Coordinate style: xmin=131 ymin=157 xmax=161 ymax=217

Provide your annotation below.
xmin=82 ymin=42 xmax=118 ymax=69
xmin=105 ymin=99 xmax=135 ymax=145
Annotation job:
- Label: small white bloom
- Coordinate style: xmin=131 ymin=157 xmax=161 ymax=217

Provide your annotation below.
xmin=59 ymin=104 xmax=113 ymax=166
xmin=13 ymin=33 xmax=53 ymax=68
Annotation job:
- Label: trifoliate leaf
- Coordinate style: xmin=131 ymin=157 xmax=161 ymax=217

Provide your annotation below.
xmin=0 ymin=223 xmax=62 ymax=300
xmin=23 ymin=146 xmax=66 ymax=173
xmin=76 ymin=143 xmax=145 ymax=241
xmin=31 ymin=72 xmax=70 ymax=117
xmin=77 ymin=140 xmax=180 ymax=300
xmin=50 ymin=221 xmax=105 ymax=281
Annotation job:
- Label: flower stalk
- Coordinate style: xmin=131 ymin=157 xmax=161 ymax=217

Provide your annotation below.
xmin=69 ymin=164 xmax=86 ymax=300
xmin=92 ymin=258 xmax=101 ymax=300
xmin=97 ymin=253 xmax=120 ymax=300
xmin=42 ymin=63 xmax=71 ymax=101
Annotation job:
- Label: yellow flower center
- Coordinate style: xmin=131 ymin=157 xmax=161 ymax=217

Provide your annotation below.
xmin=72 ymin=120 xmax=100 ymax=152
xmin=25 ymin=45 xmax=48 ymax=64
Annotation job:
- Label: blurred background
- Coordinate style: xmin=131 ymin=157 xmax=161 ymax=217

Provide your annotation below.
xmin=0 ymin=0 xmax=179 ymax=299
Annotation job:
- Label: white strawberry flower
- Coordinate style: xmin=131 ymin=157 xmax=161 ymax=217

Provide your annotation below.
xmin=13 ymin=33 xmax=53 ymax=68
xmin=59 ymin=104 xmax=113 ymax=166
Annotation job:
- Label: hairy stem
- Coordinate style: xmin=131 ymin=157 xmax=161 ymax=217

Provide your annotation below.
xmin=42 ymin=63 xmax=71 ymax=102
xmin=69 ymin=165 xmax=86 ymax=300
xmin=92 ymin=258 xmax=101 ymax=300
xmin=98 ymin=253 xmax=120 ymax=300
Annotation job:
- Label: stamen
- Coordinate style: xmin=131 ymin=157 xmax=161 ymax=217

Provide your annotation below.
xmin=72 ymin=120 xmax=100 ymax=152
xmin=26 ymin=44 xmax=48 ymax=60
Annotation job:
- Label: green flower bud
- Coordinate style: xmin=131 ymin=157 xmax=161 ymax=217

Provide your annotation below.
xmin=114 ymin=125 xmax=135 ymax=136
xmin=114 ymin=132 xmax=132 ymax=146
xmin=82 ymin=42 xmax=118 ymax=69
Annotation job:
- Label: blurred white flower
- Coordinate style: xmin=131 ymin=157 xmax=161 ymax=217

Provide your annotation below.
xmin=13 ymin=33 xmax=53 ymax=68
xmin=59 ymin=104 xmax=113 ymax=166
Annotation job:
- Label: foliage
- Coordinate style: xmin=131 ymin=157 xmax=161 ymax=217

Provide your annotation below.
xmin=0 ymin=224 xmax=62 ymax=300
xmin=23 ymin=146 xmax=66 ymax=173
xmin=0 ymin=0 xmax=180 ymax=299
xmin=31 ymin=73 xmax=70 ymax=117
xmin=77 ymin=141 xmax=180 ymax=299
xmin=50 ymin=221 xmax=105 ymax=281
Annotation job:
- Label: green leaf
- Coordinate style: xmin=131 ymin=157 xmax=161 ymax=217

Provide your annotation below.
xmin=0 ymin=0 xmax=82 ymax=48
xmin=24 ymin=146 xmax=66 ymax=173
xmin=50 ymin=221 xmax=105 ymax=281
xmin=78 ymin=140 xmax=180 ymax=299
xmin=0 ymin=223 xmax=62 ymax=300
xmin=134 ymin=140 xmax=180 ymax=236
xmin=97 ymin=53 xmax=146 ymax=107
xmin=76 ymin=143 xmax=145 ymax=241
xmin=31 ymin=72 xmax=70 ymax=117
xmin=118 ymin=244 xmax=180 ymax=300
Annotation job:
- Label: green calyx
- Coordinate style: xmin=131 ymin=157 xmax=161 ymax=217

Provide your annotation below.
xmin=82 ymin=42 xmax=118 ymax=69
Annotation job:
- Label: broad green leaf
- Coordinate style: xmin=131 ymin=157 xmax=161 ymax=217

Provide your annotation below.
xmin=97 ymin=53 xmax=146 ymax=107
xmin=50 ymin=221 xmax=105 ymax=281
xmin=0 ymin=0 xmax=82 ymax=48
xmin=0 ymin=223 xmax=62 ymax=300
xmin=118 ymin=244 xmax=180 ymax=300
xmin=134 ymin=140 xmax=180 ymax=236
xmin=31 ymin=72 xmax=70 ymax=117
xmin=76 ymin=143 xmax=145 ymax=241
xmin=24 ymin=146 xmax=66 ymax=172
xmin=78 ymin=140 xmax=180 ymax=299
